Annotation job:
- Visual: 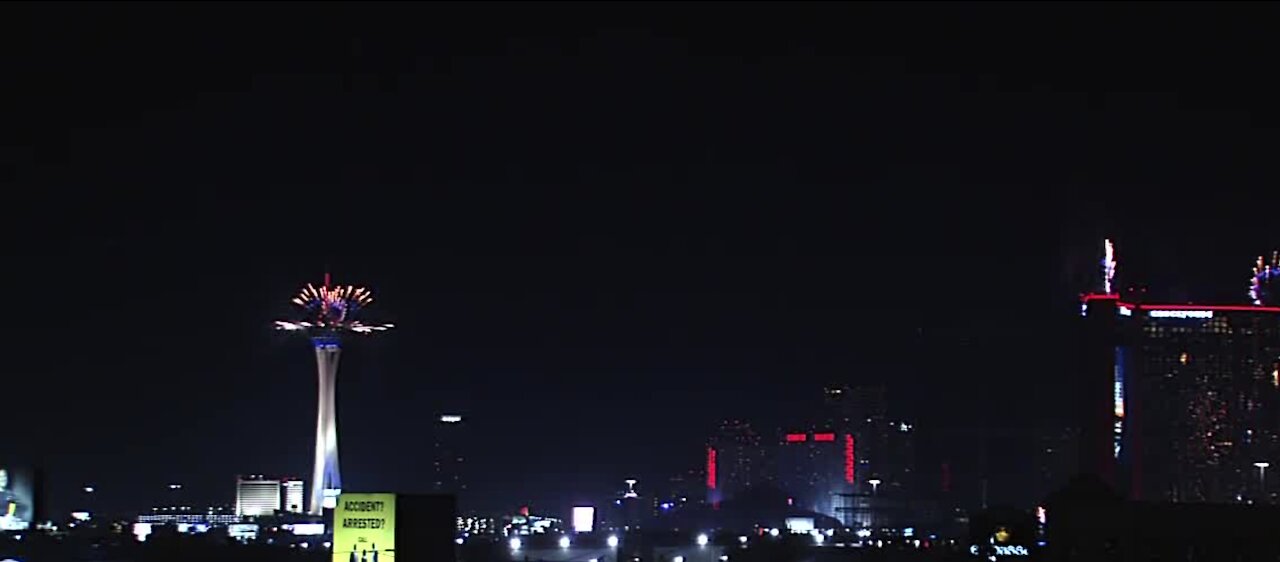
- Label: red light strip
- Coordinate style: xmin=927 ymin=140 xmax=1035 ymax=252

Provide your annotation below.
xmin=1081 ymin=293 xmax=1120 ymax=302
xmin=1080 ymin=294 xmax=1280 ymax=313
xmin=706 ymin=447 xmax=717 ymax=490
xmin=844 ymin=434 xmax=855 ymax=484
xmin=1142 ymin=304 xmax=1280 ymax=312
xmin=813 ymin=433 xmax=836 ymax=442
xmin=785 ymin=433 xmax=807 ymax=443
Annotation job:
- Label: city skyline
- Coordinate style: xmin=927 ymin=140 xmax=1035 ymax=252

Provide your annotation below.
xmin=6 ymin=2 xmax=1280 ymax=522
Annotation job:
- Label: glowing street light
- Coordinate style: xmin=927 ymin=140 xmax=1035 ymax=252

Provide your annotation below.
xmin=697 ymin=533 xmax=709 ymax=546
xmin=559 ymin=536 xmax=571 ymax=549
xmin=607 ymin=535 xmax=619 ymax=548
xmin=868 ymin=478 xmax=882 ymax=495
xmin=509 ymin=537 xmax=522 ymax=551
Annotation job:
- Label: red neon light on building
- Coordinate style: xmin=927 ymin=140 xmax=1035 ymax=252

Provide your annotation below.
xmin=1142 ymin=303 xmax=1280 ymax=312
xmin=844 ymin=434 xmax=855 ymax=484
xmin=706 ymin=447 xmax=717 ymax=490
xmin=785 ymin=433 xmax=807 ymax=443
xmin=813 ymin=432 xmax=836 ymax=442
xmin=1080 ymin=293 xmax=1280 ymax=313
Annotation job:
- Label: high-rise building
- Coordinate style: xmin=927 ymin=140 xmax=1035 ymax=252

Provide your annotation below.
xmin=822 ymin=385 xmax=915 ymax=495
xmin=1080 ymin=241 xmax=1280 ymax=503
xmin=706 ymin=419 xmax=767 ymax=505
xmin=282 ymin=479 xmax=305 ymax=514
xmin=775 ymin=430 xmax=855 ymax=519
xmin=432 ymin=414 xmax=467 ymax=500
xmin=235 ymin=475 xmax=281 ymax=517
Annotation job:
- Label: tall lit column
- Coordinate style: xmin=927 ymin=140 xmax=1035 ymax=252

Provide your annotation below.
xmin=310 ymin=336 xmax=343 ymax=515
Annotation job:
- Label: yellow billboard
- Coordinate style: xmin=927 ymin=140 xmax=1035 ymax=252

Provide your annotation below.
xmin=333 ymin=493 xmax=396 ymax=562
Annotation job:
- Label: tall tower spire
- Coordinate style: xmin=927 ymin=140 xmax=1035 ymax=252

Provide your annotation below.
xmin=274 ymin=276 xmax=392 ymax=515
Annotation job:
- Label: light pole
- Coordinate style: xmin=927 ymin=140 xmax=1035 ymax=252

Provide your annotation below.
xmin=868 ymin=479 xmax=882 ymax=495
xmin=1255 ymin=462 xmax=1270 ymax=501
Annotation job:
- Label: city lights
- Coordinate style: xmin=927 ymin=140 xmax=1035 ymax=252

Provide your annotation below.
xmin=706 ymin=447 xmax=717 ymax=491
xmin=844 ymin=433 xmax=856 ymax=484
xmin=1149 ymin=309 xmax=1214 ymax=319
xmin=572 ymin=506 xmax=595 ymax=533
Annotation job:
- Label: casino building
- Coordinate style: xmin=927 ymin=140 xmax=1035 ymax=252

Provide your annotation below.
xmin=1080 ymin=242 xmax=1280 ymax=503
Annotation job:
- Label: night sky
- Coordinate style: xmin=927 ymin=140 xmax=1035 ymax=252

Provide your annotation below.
xmin=3 ymin=3 xmax=1280 ymax=516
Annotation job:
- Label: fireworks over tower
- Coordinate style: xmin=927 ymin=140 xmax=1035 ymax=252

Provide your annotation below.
xmin=275 ymin=273 xmax=393 ymax=515
xmin=1250 ymin=252 xmax=1280 ymax=306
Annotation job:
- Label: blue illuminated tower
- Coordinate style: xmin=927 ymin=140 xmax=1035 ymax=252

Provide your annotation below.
xmin=276 ymin=274 xmax=392 ymax=515
xmin=310 ymin=335 xmax=343 ymax=514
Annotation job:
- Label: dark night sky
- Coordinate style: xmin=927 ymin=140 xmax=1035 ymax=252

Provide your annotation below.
xmin=3 ymin=2 xmax=1280 ymax=516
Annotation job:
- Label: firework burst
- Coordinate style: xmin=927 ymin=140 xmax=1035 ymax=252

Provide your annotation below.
xmin=1250 ymin=252 xmax=1280 ymax=306
xmin=275 ymin=275 xmax=393 ymax=335
xmin=1102 ymin=238 xmax=1117 ymax=295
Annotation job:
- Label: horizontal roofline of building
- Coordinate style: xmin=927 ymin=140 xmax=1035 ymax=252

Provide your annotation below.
xmin=1080 ymin=293 xmax=1280 ymax=313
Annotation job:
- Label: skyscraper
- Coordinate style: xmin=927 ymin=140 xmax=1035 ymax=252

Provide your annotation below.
xmin=1080 ymin=242 xmax=1280 ymax=503
xmin=706 ymin=419 xmax=767 ymax=505
xmin=236 ymin=475 xmax=281 ymax=517
xmin=282 ymin=479 xmax=305 ymax=514
xmin=823 ymin=385 xmax=915 ymax=494
xmin=432 ymin=414 xmax=467 ymax=501
xmin=775 ymin=430 xmax=855 ymax=518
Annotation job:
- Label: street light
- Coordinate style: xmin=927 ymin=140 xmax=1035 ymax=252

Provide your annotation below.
xmin=559 ymin=536 xmax=571 ymax=549
xmin=868 ymin=479 xmax=882 ymax=495
xmin=607 ymin=535 xmax=619 ymax=548
xmin=697 ymin=533 xmax=709 ymax=546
